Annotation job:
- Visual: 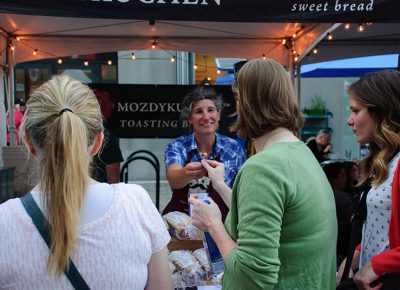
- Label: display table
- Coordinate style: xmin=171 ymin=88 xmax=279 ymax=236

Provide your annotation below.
xmin=168 ymin=237 xmax=203 ymax=252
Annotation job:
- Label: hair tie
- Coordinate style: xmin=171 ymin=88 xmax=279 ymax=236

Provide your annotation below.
xmin=59 ymin=108 xmax=73 ymax=116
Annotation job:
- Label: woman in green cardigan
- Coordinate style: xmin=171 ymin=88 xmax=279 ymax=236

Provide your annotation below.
xmin=189 ymin=58 xmax=337 ymax=290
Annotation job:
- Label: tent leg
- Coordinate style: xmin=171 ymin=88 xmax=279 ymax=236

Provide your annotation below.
xmin=6 ymin=36 xmax=16 ymax=146
xmin=296 ymin=64 xmax=301 ymax=105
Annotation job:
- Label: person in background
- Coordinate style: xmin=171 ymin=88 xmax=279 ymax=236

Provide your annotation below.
xmin=0 ymin=75 xmax=172 ymax=289
xmin=92 ymin=90 xmax=123 ymax=184
xmin=323 ymin=161 xmax=353 ymax=265
xmin=337 ymin=70 xmax=400 ymax=289
xmin=189 ymin=58 xmax=337 ymax=289
xmin=343 ymin=161 xmax=361 ymax=209
xmin=306 ymin=128 xmax=333 ymax=163
xmin=163 ymin=86 xmax=246 ymax=220
xmin=6 ymin=99 xmax=25 ymax=145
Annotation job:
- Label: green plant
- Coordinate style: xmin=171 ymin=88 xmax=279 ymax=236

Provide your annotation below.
xmin=310 ymin=94 xmax=327 ymax=111
xmin=304 ymin=94 xmax=327 ymax=115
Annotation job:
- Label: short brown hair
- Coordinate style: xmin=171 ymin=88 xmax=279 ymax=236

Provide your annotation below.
xmin=231 ymin=58 xmax=303 ymax=139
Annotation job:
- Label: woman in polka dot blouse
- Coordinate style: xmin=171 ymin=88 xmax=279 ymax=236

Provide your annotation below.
xmin=339 ymin=70 xmax=400 ymax=289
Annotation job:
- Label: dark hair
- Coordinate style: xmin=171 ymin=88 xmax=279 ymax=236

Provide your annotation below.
xmin=323 ymin=162 xmax=345 ymax=181
xmin=180 ymin=86 xmax=223 ymax=120
xmin=15 ymin=99 xmax=26 ymax=106
xmin=348 ymin=69 xmax=400 ymax=186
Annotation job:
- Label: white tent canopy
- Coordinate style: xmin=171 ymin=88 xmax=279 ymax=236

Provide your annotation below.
xmin=1 ymin=0 xmax=399 ymax=147
xmin=0 ymin=14 xmax=334 ymax=66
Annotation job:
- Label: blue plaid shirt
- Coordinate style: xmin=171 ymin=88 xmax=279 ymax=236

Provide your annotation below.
xmin=165 ymin=133 xmax=246 ymax=188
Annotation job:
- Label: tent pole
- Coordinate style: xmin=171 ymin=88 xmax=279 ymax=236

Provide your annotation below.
xmin=6 ymin=36 xmax=16 ymax=146
xmin=296 ymin=63 xmax=301 ymax=105
xmin=289 ymin=50 xmax=295 ymax=86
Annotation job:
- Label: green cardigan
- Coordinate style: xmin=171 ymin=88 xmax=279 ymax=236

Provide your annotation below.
xmin=222 ymin=142 xmax=337 ymax=290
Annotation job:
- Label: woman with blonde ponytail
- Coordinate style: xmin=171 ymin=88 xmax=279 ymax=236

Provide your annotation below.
xmin=0 ymin=75 xmax=172 ymax=289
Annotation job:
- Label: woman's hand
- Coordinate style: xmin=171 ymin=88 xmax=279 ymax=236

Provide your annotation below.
xmin=201 ymin=159 xmax=225 ymax=187
xmin=188 ymin=196 xmax=222 ymax=232
xmin=354 ymin=262 xmax=381 ymax=290
xmin=201 ymin=159 xmax=232 ymax=207
xmin=184 ymin=162 xmax=207 ymax=180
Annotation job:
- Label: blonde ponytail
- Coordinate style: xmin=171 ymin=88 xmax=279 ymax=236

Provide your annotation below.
xmin=20 ymin=75 xmax=103 ymax=276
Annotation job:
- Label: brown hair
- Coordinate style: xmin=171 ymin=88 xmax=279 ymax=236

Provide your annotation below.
xmin=231 ymin=58 xmax=303 ymax=139
xmin=347 ymin=70 xmax=400 ymax=186
xmin=20 ymin=75 xmax=103 ymax=276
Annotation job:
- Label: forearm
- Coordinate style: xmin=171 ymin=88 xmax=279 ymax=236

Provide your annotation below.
xmin=212 ymin=181 xmax=232 ymax=208
xmin=208 ymin=219 xmax=237 ymax=261
xmin=371 ymin=247 xmax=400 ymax=275
xmin=145 ymin=247 xmax=173 ymax=290
xmin=167 ymin=166 xmax=192 ymax=189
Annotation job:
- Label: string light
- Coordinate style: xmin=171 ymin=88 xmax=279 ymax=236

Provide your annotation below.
xmin=194 ymin=64 xmax=198 ymax=70
xmin=107 ymin=60 xmax=112 ymax=65
xmin=207 ymin=77 xmax=211 ymax=81
xmin=358 ymin=23 xmax=365 ymax=32
xmin=344 ymin=23 xmax=351 ymax=30
xmin=313 ymin=47 xmax=319 ymax=54
xmin=10 ymin=46 xmax=15 ymax=51
xmin=292 ymin=50 xmax=297 ymax=55
xmin=217 ymin=69 xmax=221 ymax=74
xmin=327 ymin=33 xmax=333 ymax=40
xmin=84 ymin=60 xmax=89 ymax=66
xmin=16 ymin=37 xmax=20 ymax=41
xmin=57 ymin=58 xmax=63 ymax=64
xmin=262 ymin=54 xmax=266 ymax=59
xmin=292 ymin=33 xmax=297 ymax=38
xmin=294 ymin=55 xmax=299 ymax=62
xmin=151 ymin=40 xmax=157 ymax=49
xmin=131 ymin=52 xmax=136 ymax=60
xmin=33 ymin=49 xmax=38 ymax=55
xmin=170 ymin=56 xmax=176 ymax=62
xmin=367 ymin=22 xmax=373 ymax=26
xmin=282 ymin=39 xmax=287 ymax=45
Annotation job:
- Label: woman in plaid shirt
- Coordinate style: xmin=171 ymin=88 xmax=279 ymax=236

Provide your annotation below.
xmin=163 ymin=86 xmax=246 ymax=220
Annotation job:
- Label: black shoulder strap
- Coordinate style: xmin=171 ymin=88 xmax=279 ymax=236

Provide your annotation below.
xmin=340 ymin=179 xmax=372 ymax=283
xmin=20 ymin=193 xmax=90 ymax=290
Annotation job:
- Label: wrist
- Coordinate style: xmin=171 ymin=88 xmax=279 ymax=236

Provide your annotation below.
xmin=208 ymin=219 xmax=225 ymax=235
xmin=213 ymin=180 xmax=226 ymax=192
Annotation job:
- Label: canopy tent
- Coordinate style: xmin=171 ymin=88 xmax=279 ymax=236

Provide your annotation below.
xmin=1 ymin=1 xmax=399 ymax=147
xmin=301 ymin=23 xmax=400 ymax=64
xmin=1 ymin=0 xmax=400 ymax=66
xmin=301 ymin=54 xmax=399 ymax=77
xmin=0 ymin=15 xmax=334 ymax=66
